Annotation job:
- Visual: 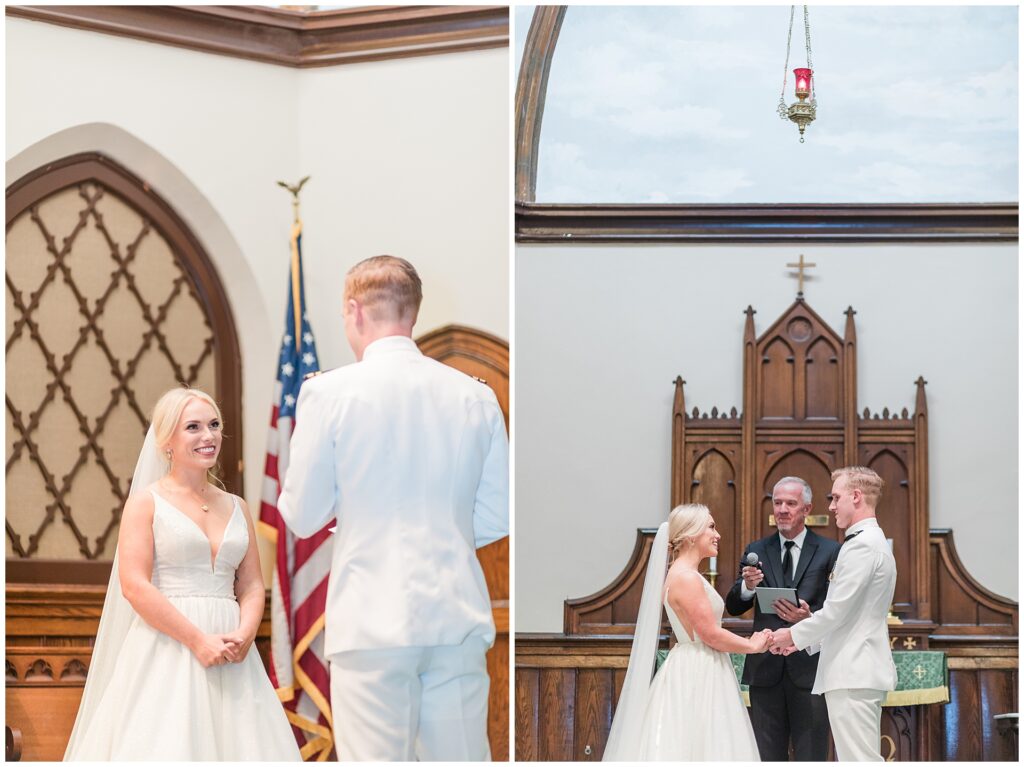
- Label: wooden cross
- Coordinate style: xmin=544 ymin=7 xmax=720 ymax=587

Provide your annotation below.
xmin=786 ymin=254 xmax=817 ymax=296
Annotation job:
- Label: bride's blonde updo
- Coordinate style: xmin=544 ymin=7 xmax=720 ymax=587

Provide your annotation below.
xmin=667 ymin=503 xmax=711 ymax=560
xmin=151 ymin=387 xmax=224 ymax=484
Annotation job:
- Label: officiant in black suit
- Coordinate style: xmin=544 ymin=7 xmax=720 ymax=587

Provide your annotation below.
xmin=725 ymin=476 xmax=841 ymax=761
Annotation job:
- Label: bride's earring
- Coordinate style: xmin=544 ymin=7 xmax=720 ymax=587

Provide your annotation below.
xmin=165 ymin=449 xmax=173 ymax=463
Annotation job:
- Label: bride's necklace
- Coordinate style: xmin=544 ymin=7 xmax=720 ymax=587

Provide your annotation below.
xmin=161 ymin=478 xmax=210 ymax=512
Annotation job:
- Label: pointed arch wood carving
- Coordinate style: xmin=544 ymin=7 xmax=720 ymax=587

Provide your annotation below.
xmin=6 ymin=152 xmax=242 ymax=580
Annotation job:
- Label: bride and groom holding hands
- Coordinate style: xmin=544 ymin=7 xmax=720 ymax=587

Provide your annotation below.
xmin=65 ymin=256 xmax=509 ymax=761
xmin=603 ymin=467 xmax=898 ymax=762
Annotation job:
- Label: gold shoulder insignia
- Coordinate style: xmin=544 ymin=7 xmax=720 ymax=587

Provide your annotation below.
xmin=472 ymin=376 xmax=488 ymax=385
xmin=303 ymin=370 xmax=324 ymax=381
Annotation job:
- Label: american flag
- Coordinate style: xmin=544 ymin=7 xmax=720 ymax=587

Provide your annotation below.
xmin=257 ymin=218 xmax=335 ymax=761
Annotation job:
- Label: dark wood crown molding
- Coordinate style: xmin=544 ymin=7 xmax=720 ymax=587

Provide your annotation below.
xmin=6 ymin=5 xmax=509 ymax=67
xmin=516 ymin=202 xmax=1019 ymax=243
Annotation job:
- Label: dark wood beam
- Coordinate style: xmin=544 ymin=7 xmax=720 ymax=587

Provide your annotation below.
xmin=6 ymin=5 xmax=509 ymax=67
xmin=516 ymin=202 xmax=1019 ymax=243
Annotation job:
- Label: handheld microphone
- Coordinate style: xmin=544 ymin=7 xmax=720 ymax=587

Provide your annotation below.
xmin=743 ymin=552 xmax=761 ymax=571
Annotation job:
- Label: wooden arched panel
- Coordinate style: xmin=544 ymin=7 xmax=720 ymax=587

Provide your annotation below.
xmin=805 ymin=335 xmax=840 ymax=419
xmin=6 ymin=153 xmax=241 ymax=577
xmin=759 ymin=337 xmax=795 ymax=418
xmin=867 ymin=447 xmax=913 ymax=614
xmin=691 ymin=448 xmax=737 ymax=599
xmin=415 ymin=322 xmax=509 ymax=760
xmin=752 ymin=299 xmax=846 ymax=424
xmin=758 ymin=446 xmax=840 ymax=542
xmin=564 ymin=528 xmax=665 ymax=636
xmin=929 ymin=530 xmax=1017 ymax=635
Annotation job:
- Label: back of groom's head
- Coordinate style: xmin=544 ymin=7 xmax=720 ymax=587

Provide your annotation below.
xmin=344 ymin=255 xmax=423 ymax=324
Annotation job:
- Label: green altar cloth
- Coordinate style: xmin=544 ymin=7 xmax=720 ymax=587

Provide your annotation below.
xmin=655 ymin=649 xmax=948 ymax=707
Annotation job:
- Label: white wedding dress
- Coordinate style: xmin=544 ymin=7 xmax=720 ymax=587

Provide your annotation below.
xmin=65 ymin=490 xmax=301 ymax=760
xmin=634 ymin=576 xmax=760 ymax=761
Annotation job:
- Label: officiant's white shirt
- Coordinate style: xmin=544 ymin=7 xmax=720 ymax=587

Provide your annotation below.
xmin=278 ymin=335 xmax=509 ymax=656
xmin=740 ymin=526 xmax=808 ymax=600
xmin=789 ymin=518 xmax=897 ymax=695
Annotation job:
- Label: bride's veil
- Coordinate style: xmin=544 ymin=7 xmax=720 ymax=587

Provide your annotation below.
xmin=602 ymin=521 xmax=669 ymax=762
xmin=64 ymin=426 xmax=167 ymax=759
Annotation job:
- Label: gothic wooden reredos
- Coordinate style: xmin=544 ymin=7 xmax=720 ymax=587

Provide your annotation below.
xmin=5 ymin=153 xmax=242 ymax=574
xmin=566 ymin=297 xmax=934 ymax=632
xmin=670 ymin=298 xmax=930 ymax=621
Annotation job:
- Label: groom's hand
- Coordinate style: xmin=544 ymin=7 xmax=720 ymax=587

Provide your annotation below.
xmin=773 ymin=597 xmax=811 ymax=624
xmin=768 ymin=627 xmax=795 ymax=655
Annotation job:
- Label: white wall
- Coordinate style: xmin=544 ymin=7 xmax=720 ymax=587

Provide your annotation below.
xmin=6 ymin=18 xmax=509 ymax=563
xmin=515 ymin=243 xmax=1018 ymax=632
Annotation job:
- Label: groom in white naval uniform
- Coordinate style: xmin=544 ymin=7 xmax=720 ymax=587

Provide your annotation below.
xmin=770 ymin=466 xmax=897 ymax=762
xmin=278 ymin=256 xmax=509 ymax=761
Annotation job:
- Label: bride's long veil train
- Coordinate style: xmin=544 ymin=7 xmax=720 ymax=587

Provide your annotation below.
xmin=64 ymin=427 xmax=167 ymax=759
xmin=602 ymin=522 xmax=669 ymax=762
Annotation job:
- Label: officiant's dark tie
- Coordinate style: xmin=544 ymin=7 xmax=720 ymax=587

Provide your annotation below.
xmin=782 ymin=540 xmax=795 ymax=587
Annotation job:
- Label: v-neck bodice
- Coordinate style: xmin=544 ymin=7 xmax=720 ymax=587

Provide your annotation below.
xmin=149 ymin=490 xmax=248 ymax=598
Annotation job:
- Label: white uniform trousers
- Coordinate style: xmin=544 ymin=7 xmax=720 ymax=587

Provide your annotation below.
xmin=329 ymin=637 xmax=490 ymax=761
xmin=824 ymin=688 xmax=887 ymax=762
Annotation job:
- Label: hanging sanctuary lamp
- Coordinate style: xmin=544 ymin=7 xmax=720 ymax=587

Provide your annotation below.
xmin=777 ymin=5 xmax=817 ymax=142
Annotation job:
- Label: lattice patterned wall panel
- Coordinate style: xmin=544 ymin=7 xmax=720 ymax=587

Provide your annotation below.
xmin=6 ymin=179 xmax=217 ymax=561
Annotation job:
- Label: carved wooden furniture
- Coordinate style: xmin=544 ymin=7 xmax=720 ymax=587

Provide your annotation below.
xmin=669 ymin=299 xmax=931 ymax=621
xmin=515 ymin=298 xmax=1018 ymax=761
xmin=417 ymin=323 xmax=510 ymax=760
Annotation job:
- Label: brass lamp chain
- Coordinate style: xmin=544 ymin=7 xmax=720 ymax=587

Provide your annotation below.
xmin=776 ymin=5 xmax=795 ymax=119
xmin=803 ymin=5 xmax=816 ymax=104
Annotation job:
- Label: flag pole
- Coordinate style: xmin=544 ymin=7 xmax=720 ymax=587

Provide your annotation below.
xmin=277 ymin=177 xmax=311 ymax=353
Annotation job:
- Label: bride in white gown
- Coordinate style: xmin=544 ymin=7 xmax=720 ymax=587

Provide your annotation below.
xmin=603 ymin=504 xmax=771 ymax=762
xmin=65 ymin=387 xmax=301 ymax=761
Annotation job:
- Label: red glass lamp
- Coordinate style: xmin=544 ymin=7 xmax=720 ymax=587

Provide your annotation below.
xmin=793 ymin=67 xmax=813 ymax=100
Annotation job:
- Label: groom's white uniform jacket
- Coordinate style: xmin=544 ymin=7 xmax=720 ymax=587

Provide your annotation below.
xmin=278 ymin=335 xmax=509 ymax=657
xmin=790 ymin=518 xmax=897 ymax=695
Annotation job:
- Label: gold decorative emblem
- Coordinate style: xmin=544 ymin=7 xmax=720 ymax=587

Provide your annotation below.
xmin=889 ymin=636 xmax=898 ymax=649
xmin=912 ymin=664 xmax=927 ymax=680
xmin=770 ymin=513 xmax=829 ymax=527
xmin=902 ymin=637 xmax=917 ymax=650
xmin=881 ymin=735 xmax=897 ymax=762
